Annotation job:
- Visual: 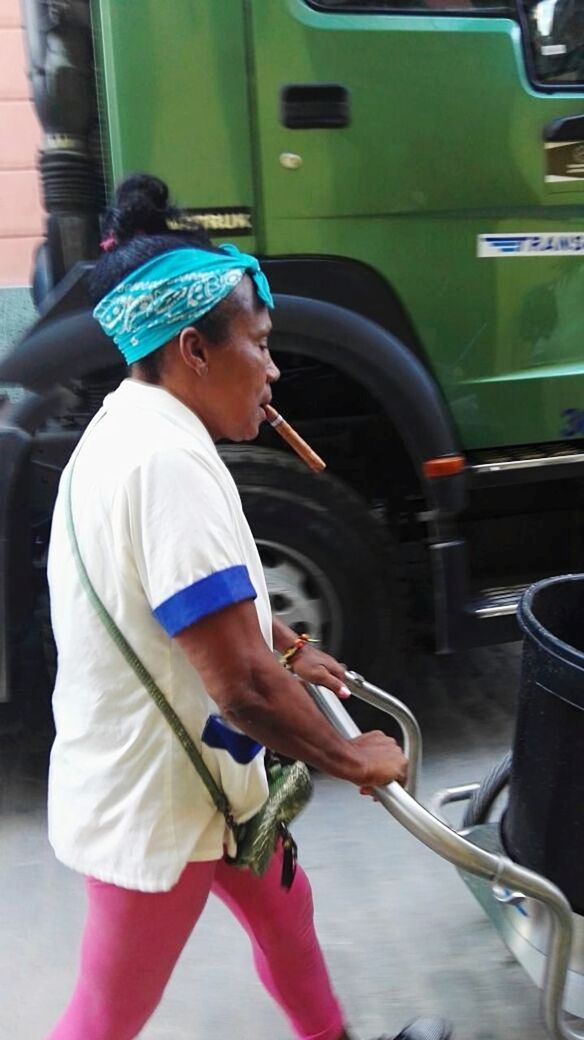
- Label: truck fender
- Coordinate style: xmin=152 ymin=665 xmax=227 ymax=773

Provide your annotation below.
xmin=0 ymin=310 xmax=118 ymax=390
xmin=0 ymin=294 xmax=465 ymax=515
xmin=273 ymin=296 xmax=465 ymax=516
xmin=263 ymin=255 xmax=425 ymax=362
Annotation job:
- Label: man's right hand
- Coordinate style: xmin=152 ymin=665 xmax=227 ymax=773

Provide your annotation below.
xmin=349 ymin=731 xmax=408 ymax=789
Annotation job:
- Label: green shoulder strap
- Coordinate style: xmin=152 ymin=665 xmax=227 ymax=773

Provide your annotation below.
xmin=63 ymin=459 xmax=234 ymax=828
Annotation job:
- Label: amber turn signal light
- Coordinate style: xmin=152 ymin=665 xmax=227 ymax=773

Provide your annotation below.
xmin=422 ymin=455 xmax=465 ymax=479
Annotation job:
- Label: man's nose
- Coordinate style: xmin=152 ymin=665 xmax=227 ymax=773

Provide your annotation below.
xmin=266 ymin=351 xmax=280 ymax=383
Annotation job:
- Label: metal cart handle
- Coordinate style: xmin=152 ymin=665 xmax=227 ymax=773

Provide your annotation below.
xmin=305 ymin=675 xmax=582 ymax=1040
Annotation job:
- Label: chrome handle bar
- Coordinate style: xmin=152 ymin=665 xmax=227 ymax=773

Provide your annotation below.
xmin=305 ymin=677 xmax=581 ymax=1040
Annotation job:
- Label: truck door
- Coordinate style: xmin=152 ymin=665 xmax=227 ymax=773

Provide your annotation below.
xmin=93 ymin=0 xmax=257 ymax=252
xmin=247 ymin=0 xmax=584 ymax=451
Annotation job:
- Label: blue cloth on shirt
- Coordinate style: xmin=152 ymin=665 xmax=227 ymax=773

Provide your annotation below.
xmin=202 ymin=714 xmax=263 ymax=764
xmin=153 ymin=564 xmax=256 ymax=636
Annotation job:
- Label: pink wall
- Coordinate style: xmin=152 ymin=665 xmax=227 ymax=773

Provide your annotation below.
xmin=0 ymin=1 xmax=43 ymax=287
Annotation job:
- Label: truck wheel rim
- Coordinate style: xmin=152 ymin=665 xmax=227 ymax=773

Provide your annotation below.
xmin=257 ymin=539 xmax=344 ymax=654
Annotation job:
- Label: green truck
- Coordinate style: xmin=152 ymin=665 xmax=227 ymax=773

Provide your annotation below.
xmin=2 ymin=0 xmax=584 ymax=718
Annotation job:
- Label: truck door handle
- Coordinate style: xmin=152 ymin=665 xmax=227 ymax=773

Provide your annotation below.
xmin=280 ymin=84 xmax=350 ymax=129
xmin=544 ymin=114 xmax=584 ymax=142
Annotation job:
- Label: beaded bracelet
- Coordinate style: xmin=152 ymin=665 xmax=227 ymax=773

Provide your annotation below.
xmin=279 ymin=633 xmax=317 ymax=669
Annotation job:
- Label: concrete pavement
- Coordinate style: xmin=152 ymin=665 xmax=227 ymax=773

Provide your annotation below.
xmin=0 ymin=643 xmax=551 ymax=1040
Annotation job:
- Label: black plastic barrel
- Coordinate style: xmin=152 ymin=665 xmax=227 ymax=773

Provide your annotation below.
xmin=502 ymin=575 xmax=584 ymax=913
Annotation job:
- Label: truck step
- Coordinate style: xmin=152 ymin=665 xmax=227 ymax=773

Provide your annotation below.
xmin=469 ymin=444 xmax=584 ymax=486
xmin=468 ymin=583 xmax=531 ymax=619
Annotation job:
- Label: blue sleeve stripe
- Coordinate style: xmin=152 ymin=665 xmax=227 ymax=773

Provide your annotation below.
xmin=153 ymin=564 xmax=256 ymax=636
xmin=202 ymin=714 xmax=263 ymax=765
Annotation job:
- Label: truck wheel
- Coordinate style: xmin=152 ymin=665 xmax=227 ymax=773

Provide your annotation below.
xmin=219 ymin=446 xmax=396 ymax=679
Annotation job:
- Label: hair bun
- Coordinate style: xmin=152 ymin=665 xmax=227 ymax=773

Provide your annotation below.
xmin=105 ymin=173 xmax=174 ymax=242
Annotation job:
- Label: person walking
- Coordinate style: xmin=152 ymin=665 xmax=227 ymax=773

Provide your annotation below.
xmin=46 ymin=173 xmax=452 ymax=1040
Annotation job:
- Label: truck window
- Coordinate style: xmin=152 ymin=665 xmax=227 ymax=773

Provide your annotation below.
xmin=521 ymin=0 xmax=584 ymax=85
xmin=306 ymin=0 xmax=511 ymax=11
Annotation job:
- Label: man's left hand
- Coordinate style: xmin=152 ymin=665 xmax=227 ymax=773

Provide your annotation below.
xmin=287 ymin=644 xmax=351 ymax=700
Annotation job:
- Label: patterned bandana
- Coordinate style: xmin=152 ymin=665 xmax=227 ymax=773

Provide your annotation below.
xmin=93 ymin=243 xmax=274 ymax=364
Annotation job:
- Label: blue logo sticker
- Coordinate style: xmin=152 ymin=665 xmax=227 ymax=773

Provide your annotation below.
xmin=478 ymin=234 xmax=584 ymax=257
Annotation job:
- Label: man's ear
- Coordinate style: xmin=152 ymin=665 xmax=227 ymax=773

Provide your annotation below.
xmin=178 ymin=326 xmax=209 ymax=375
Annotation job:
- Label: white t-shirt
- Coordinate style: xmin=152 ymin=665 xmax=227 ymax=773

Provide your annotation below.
xmin=47 ymin=379 xmax=271 ymax=892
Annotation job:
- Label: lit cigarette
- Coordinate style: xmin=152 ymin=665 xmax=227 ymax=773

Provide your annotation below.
xmin=263 ymin=404 xmax=326 ymax=472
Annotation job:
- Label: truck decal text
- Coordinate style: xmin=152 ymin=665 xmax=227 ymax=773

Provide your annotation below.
xmin=168 ymin=208 xmax=253 ymax=237
xmin=478 ymin=234 xmax=584 ymax=258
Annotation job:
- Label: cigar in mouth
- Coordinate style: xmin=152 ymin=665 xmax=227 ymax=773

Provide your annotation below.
xmin=263 ymin=404 xmax=326 ymax=473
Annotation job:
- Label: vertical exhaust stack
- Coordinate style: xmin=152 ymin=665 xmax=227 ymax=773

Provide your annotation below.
xmin=21 ymin=0 xmax=105 ymax=303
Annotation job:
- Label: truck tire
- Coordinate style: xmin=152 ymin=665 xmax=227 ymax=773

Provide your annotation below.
xmin=219 ymin=446 xmax=396 ymax=679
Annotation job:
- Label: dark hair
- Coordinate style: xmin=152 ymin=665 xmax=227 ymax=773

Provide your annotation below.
xmin=90 ymin=173 xmax=251 ymax=383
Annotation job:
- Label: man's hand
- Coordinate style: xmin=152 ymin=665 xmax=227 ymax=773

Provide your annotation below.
xmin=350 ymin=731 xmax=408 ymax=796
xmin=284 ymin=644 xmax=409 ymax=794
xmin=287 ymin=644 xmax=351 ymax=700
xmin=271 ymin=617 xmax=351 ymax=699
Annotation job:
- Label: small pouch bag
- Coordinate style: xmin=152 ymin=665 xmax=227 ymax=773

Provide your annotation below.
xmin=229 ymin=753 xmax=312 ymax=885
xmin=64 ymin=462 xmax=312 ymax=888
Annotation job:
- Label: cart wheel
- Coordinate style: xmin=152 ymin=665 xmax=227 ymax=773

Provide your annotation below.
xmin=462 ymin=751 xmax=512 ymax=828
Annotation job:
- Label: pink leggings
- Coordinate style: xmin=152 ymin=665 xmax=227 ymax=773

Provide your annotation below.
xmin=47 ymin=845 xmax=345 ymax=1040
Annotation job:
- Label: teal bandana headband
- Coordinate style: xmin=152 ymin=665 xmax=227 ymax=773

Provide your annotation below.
xmin=93 ymin=243 xmax=274 ymax=364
